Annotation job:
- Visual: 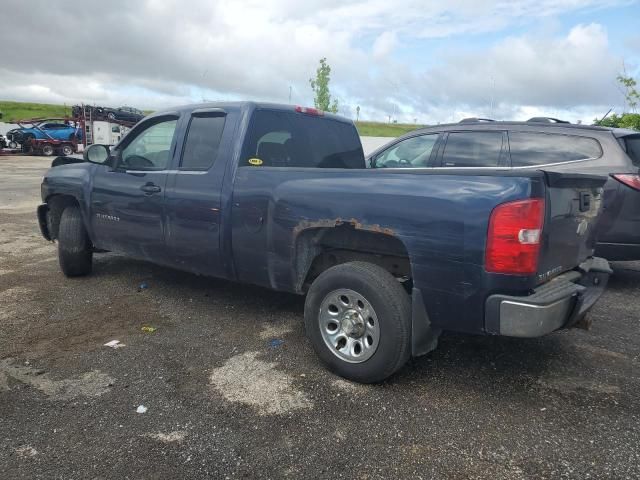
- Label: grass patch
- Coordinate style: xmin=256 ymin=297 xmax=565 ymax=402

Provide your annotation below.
xmin=0 ymin=100 xmax=422 ymax=139
xmin=355 ymin=121 xmax=423 ymax=137
xmin=0 ymin=101 xmax=74 ymax=123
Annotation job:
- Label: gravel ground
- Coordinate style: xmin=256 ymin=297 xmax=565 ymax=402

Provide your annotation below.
xmin=0 ymin=155 xmax=639 ymax=479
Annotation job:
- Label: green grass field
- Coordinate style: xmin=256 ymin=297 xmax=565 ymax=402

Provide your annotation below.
xmin=0 ymin=100 xmax=421 ymax=137
xmin=0 ymin=101 xmax=73 ymax=123
xmin=355 ymin=121 xmax=422 ymax=137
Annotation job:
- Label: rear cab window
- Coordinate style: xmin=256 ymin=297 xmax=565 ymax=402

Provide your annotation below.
xmin=508 ymin=132 xmax=602 ymax=167
xmin=241 ymin=109 xmax=364 ymax=168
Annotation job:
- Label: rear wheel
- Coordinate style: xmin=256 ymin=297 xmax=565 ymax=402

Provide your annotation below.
xmin=41 ymin=144 xmax=54 ymax=156
xmin=58 ymin=206 xmax=92 ymax=277
xmin=60 ymin=144 xmax=74 ymax=156
xmin=304 ymin=261 xmax=411 ymax=383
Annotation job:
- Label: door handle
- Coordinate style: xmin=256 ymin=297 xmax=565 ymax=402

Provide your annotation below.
xmin=140 ymin=183 xmax=161 ymax=194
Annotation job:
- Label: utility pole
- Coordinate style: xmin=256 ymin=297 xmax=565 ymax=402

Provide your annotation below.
xmin=288 ymin=85 xmax=292 ymax=104
xmin=356 ymin=105 xmax=360 ymax=121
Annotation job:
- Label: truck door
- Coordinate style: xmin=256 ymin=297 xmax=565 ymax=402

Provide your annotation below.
xmin=90 ymin=115 xmax=180 ymax=260
xmin=163 ymin=108 xmax=231 ymax=278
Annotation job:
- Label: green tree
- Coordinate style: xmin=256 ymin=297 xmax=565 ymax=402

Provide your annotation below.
xmin=594 ymin=113 xmax=640 ymax=131
xmin=618 ymin=73 xmax=640 ymax=112
xmin=309 ymin=58 xmax=339 ymax=113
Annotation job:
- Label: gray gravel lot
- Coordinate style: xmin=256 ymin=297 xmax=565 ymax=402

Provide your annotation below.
xmin=0 ymin=155 xmax=639 ymax=479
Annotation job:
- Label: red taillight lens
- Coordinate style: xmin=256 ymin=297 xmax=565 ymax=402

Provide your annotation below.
xmin=612 ymin=174 xmax=640 ymax=191
xmin=485 ymin=198 xmax=545 ymax=275
xmin=295 ymin=105 xmax=324 ymax=116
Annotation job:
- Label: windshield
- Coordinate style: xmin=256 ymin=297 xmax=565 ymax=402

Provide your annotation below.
xmin=241 ymin=110 xmax=364 ymax=168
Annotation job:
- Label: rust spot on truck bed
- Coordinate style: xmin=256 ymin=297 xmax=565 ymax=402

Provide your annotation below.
xmin=294 ymin=217 xmax=395 ymax=236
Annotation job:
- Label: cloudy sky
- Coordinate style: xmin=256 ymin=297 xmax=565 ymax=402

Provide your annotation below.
xmin=1 ymin=0 xmax=639 ymax=124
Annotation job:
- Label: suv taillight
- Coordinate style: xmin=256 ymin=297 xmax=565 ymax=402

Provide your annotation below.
xmin=485 ymin=198 xmax=545 ymax=275
xmin=612 ymin=174 xmax=640 ymax=191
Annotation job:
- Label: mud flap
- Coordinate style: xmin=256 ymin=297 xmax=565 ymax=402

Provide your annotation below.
xmin=411 ymin=288 xmax=441 ymax=357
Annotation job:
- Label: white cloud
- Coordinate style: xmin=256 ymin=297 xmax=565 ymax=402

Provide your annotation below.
xmin=0 ymin=0 xmax=636 ymax=124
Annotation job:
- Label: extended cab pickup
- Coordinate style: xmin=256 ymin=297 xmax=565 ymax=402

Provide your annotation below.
xmin=38 ymin=102 xmax=612 ymax=383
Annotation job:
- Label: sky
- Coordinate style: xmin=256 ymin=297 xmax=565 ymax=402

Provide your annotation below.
xmin=1 ymin=0 xmax=639 ymax=124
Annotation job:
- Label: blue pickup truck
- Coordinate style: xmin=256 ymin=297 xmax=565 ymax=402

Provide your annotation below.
xmin=37 ymin=102 xmax=612 ymax=382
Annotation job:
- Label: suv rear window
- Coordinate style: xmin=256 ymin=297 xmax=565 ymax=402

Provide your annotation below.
xmin=509 ymin=132 xmax=602 ymax=167
xmin=624 ymin=135 xmax=640 ymax=167
xmin=241 ymin=110 xmax=364 ymax=168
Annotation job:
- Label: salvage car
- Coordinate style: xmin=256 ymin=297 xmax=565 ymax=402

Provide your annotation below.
xmin=18 ymin=121 xmax=82 ymax=143
xmin=368 ymin=118 xmax=640 ymax=261
xmin=37 ymin=102 xmax=611 ymax=382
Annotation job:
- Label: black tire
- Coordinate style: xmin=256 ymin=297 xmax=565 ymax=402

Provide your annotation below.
xmin=41 ymin=144 xmax=54 ymax=156
xmin=58 ymin=206 xmax=92 ymax=277
xmin=60 ymin=144 xmax=74 ymax=156
xmin=304 ymin=261 xmax=411 ymax=383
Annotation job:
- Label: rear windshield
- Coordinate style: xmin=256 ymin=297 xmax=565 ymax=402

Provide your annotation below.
xmin=241 ymin=110 xmax=364 ymax=168
xmin=624 ymin=135 xmax=640 ymax=167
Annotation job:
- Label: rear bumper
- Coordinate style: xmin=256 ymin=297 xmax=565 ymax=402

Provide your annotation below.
xmin=485 ymin=257 xmax=611 ymax=338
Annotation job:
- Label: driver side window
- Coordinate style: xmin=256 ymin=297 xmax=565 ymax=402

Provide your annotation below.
xmin=373 ymin=134 xmax=438 ymax=168
xmin=121 ymin=119 xmax=178 ymax=170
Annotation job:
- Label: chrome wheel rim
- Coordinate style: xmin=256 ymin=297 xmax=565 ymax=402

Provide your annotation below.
xmin=318 ymin=288 xmax=380 ymax=363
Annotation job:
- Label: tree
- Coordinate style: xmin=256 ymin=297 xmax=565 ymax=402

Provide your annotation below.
xmin=593 ymin=71 xmax=640 ymax=131
xmin=309 ymin=58 xmax=339 ymax=113
xmin=617 ymin=73 xmax=640 ymax=112
xmin=594 ymin=113 xmax=640 ymax=130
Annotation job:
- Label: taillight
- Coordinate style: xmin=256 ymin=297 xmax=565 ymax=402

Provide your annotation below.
xmin=612 ymin=174 xmax=640 ymax=191
xmin=485 ymin=198 xmax=545 ymax=275
xmin=295 ymin=106 xmax=324 ymax=116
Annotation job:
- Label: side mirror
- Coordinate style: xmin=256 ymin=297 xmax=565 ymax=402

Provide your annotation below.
xmin=84 ymin=144 xmax=110 ymax=165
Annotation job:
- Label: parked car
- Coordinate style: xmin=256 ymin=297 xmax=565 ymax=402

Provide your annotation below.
xmin=367 ymin=118 xmax=640 ymax=261
xmin=0 ymin=134 xmax=6 ymax=149
xmin=37 ymin=102 xmax=610 ymax=383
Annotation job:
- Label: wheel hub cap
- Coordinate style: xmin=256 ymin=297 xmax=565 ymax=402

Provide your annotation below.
xmin=341 ymin=309 xmax=365 ymax=338
xmin=318 ymin=288 xmax=380 ymax=364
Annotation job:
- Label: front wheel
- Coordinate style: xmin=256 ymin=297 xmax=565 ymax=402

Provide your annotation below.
xmin=58 ymin=206 xmax=93 ymax=277
xmin=304 ymin=261 xmax=411 ymax=383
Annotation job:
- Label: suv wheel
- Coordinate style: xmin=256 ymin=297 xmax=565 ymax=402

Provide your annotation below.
xmin=58 ymin=206 xmax=93 ymax=277
xmin=304 ymin=261 xmax=411 ymax=383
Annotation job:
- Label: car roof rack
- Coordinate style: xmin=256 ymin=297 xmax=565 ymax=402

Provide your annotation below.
xmin=459 ymin=118 xmax=495 ymax=124
xmin=526 ymin=117 xmax=571 ymax=124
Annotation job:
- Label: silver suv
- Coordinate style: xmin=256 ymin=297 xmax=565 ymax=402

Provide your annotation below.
xmin=368 ymin=117 xmax=640 ymax=261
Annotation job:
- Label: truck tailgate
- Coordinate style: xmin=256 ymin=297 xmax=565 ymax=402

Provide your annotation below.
xmin=536 ymin=171 xmax=607 ymax=283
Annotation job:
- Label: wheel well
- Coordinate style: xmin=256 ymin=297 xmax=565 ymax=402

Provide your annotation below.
xmin=295 ymin=225 xmax=411 ymax=293
xmin=47 ymin=195 xmax=80 ymax=240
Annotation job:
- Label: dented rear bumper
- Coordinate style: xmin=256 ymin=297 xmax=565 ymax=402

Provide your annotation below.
xmin=485 ymin=257 xmax=611 ymax=337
